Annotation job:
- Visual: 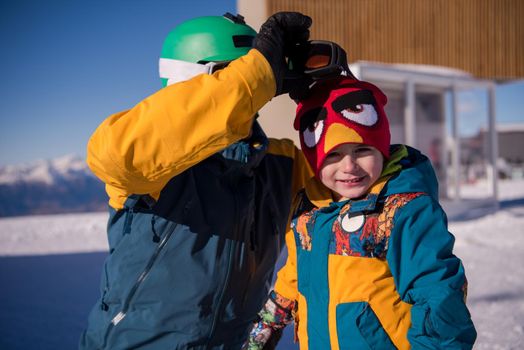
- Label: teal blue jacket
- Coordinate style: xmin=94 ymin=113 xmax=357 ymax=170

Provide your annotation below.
xmin=268 ymin=145 xmax=477 ymax=349
xmin=385 ymin=146 xmax=477 ymax=348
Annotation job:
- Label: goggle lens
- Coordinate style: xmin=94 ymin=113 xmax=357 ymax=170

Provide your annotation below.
xmin=305 ymin=54 xmax=331 ymax=69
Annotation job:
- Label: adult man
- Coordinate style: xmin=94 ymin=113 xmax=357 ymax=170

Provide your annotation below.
xmin=80 ymin=12 xmax=313 ymax=349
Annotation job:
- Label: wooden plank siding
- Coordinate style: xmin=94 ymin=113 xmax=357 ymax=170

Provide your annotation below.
xmin=266 ymin=0 xmax=524 ymax=79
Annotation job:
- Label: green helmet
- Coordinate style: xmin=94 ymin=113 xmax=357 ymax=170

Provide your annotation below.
xmin=159 ymin=13 xmax=256 ymax=87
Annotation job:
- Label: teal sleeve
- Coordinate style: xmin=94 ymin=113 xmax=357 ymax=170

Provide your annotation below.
xmin=386 ymin=195 xmax=477 ymax=349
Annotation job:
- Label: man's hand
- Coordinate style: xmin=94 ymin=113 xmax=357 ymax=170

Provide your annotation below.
xmin=253 ymin=12 xmax=312 ymax=96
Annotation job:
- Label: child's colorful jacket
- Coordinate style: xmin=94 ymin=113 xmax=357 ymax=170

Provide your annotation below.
xmin=248 ymin=145 xmax=477 ymax=349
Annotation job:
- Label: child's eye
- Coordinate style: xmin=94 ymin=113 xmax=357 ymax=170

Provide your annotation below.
xmin=326 ymin=151 xmax=340 ymax=159
xmin=355 ymin=147 xmax=372 ymax=154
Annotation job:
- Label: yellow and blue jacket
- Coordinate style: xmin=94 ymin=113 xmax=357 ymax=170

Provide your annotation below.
xmin=80 ymin=50 xmax=314 ymax=349
xmin=250 ymin=145 xmax=476 ymax=349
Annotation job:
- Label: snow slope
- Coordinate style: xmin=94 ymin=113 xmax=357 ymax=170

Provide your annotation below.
xmin=1 ymin=179 xmax=523 ymax=349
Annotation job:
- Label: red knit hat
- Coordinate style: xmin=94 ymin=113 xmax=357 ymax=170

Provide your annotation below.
xmin=294 ymin=77 xmax=391 ymax=176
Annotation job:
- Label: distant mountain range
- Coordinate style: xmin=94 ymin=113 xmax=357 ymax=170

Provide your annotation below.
xmin=0 ymin=155 xmax=107 ymax=217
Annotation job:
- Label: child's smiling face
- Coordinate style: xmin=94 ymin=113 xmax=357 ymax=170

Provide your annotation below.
xmin=319 ymin=143 xmax=383 ymax=201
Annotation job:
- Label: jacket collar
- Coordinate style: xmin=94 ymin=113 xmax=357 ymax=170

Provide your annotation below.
xmin=219 ymin=121 xmax=268 ymax=172
xmin=319 ymin=177 xmax=389 ymax=214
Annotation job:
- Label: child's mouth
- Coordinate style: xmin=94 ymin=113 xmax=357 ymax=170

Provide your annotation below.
xmin=337 ymin=176 xmax=366 ymax=185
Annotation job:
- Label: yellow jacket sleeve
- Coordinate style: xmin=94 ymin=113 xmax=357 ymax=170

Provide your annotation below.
xmin=87 ymin=50 xmax=275 ymax=209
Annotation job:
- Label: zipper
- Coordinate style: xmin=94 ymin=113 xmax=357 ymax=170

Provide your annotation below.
xmin=100 ymin=263 xmax=110 ymax=311
xmin=207 ymin=239 xmax=236 ymax=343
xmin=103 ymin=220 xmax=178 ymax=342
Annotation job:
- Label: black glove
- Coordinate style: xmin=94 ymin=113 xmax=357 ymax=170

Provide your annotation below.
xmin=253 ymin=12 xmax=312 ymax=96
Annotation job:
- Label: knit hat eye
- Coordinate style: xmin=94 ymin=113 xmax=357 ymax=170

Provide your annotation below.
xmin=299 ymin=107 xmax=327 ymax=148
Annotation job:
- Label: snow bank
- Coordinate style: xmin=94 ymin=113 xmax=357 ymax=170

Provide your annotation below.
xmin=0 ymin=212 xmax=108 ymax=256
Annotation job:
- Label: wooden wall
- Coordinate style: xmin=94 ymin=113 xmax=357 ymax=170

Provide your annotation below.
xmin=266 ymin=0 xmax=524 ymax=79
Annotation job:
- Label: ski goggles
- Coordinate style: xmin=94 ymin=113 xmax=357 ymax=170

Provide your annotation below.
xmin=288 ymin=40 xmax=355 ymax=80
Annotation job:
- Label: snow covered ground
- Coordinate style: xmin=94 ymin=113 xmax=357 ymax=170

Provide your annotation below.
xmin=448 ymin=180 xmax=524 ymax=349
xmin=0 ymin=211 xmax=108 ymax=256
xmin=1 ymin=179 xmax=524 ymax=349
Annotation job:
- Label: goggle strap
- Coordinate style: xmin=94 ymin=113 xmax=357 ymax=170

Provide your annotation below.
xmin=159 ymin=58 xmax=216 ymax=86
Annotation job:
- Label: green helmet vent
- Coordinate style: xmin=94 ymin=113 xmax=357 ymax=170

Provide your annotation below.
xmin=232 ymin=35 xmax=254 ymax=48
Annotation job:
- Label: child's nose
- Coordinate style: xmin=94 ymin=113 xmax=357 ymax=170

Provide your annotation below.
xmin=341 ymin=155 xmax=357 ymax=172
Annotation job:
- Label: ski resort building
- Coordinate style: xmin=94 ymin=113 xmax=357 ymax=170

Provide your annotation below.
xmin=239 ymin=0 xmax=524 ymax=207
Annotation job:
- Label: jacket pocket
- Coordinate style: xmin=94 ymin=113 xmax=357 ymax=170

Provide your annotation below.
xmin=336 ymin=301 xmax=396 ymax=350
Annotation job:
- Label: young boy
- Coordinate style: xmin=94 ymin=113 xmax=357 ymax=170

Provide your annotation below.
xmin=246 ymin=77 xmax=476 ymax=349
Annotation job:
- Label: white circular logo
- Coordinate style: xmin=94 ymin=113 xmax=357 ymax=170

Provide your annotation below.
xmin=340 ymin=214 xmax=365 ymax=232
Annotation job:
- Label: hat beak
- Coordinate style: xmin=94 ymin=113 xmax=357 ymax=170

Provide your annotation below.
xmin=323 ymin=122 xmax=363 ymax=154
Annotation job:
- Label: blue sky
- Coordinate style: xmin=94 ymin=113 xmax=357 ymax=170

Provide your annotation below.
xmin=0 ymin=0 xmax=236 ymax=166
xmin=1 ymin=0 xmax=523 ymax=166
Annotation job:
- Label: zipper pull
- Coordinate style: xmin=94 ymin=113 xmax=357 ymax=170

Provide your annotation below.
xmin=111 ymin=311 xmax=126 ymax=325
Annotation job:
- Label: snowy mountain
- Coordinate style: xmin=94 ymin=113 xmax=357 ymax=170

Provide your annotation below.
xmin=0 ymin=155 xmax=107 ymax=217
